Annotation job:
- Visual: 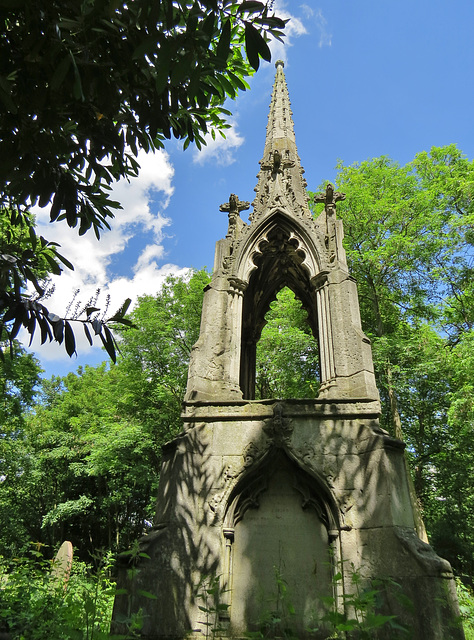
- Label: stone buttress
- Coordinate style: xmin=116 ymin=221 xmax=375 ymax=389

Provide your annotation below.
xmin=113 ymin=62 xmax=464 ymax=640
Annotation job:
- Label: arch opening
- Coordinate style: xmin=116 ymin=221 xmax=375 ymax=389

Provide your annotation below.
xmin=239 ymin=223 xmax=320 ymax=400
xmin=254 ymin=287 xmax=319 ymax=400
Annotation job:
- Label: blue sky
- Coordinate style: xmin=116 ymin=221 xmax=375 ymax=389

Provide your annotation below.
xmin=26 ymin=0 xmax=474 ymax=378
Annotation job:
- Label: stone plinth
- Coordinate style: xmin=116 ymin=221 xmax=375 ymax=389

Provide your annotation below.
xmin=113 ymin=400 xmax=463 ymax=640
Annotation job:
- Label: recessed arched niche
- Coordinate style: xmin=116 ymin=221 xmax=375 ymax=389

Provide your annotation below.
xmin=223 ymin=449 xmax=338 ymax=637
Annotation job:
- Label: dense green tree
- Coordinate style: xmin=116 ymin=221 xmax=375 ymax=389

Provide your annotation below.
xmin=0 ymin=340 xmax=42 ymax=556
xmin=411 ymin=146 xmax=474 ymax=340
xmin=0 ymin=270 xmax=211 ymax=559
xmin=255 ymin=287 xmax=319 ymax=399
xmin=114 ymin=269 xmax=211 ymax=436
xmin=0 ymin=0 xmax=286 ymax=356
xmin=0 ymin=364 xmax=161 ymax=560
xmin=0 ymin=339 xmax=42 ymax=428
xmin=429 ymin=330 xmax=474 ymax=577
xmin=310 ymin=145 xmax=474 ymax=435
xmin=309 ymin=144 xmax=474 ymax=566
xmin=0 ymin=0 xmax=285 ymax=226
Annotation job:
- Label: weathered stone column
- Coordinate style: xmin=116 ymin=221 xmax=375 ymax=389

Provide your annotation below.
xmin=313 ymin=267 xmax=379 ymax=401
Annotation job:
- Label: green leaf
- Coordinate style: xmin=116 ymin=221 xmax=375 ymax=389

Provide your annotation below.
xmin=64 ymin=321 xmax=76 ymax=357
xmin=227 ymin=70 xmax=250 ymax=92
xmin=28 ymin=225 xmax=37 ymax=250
xmin=39 ymin=315 xmax=52 ymax=344
xmin=155 ymin=60 xmax=170 ymax=94
xmin=238 ymin=1 xmax=265 ymax=13
xmin=92 ymin=318 xmax=102 ymax=335
xmin=42 ymin=252 xmax=62 ymax=275
xmin=245 ymin=23 xmax=271 ymax=67
xmin=216 ymin=18 xmax=231 ymax=65
xmin=53 ymin=319 xmax=64 ymax=343
xmin=50 ymin=55 xmax=72 ymax=92
xmin=86 ymin=307 xmax=100 ymax=317
xmin=244 ymin=23 xmax=260 ymax=70
xmin=109 ymin=298 xmax=132 ymax=320
xmin=70 ymin=53 xmax=84 ymax=101
xmin=201 ymin=12 xmax=217 ymax=38
xmin=137 ymin=589 xmax=158 ymax=600
xmin=254 ymin=16 xmax=288 ymax=29
xmin=54 ymin=250 xmax=75 ymax=271
xmin=83 ymin=322 xmax=93 ymax=346
xmin=23 ymin=266 xmax=44 ymax=295
xmin=100 ymin=325 xmax=117 ymax=363
xmin=217 ymin=74 xmax=236 ymax=98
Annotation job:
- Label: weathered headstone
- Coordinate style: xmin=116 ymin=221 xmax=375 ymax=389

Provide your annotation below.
xmin=113 ymin=61 xmax=464 ymax=639
xmin=51 ymin=540 xmax=73 ymax=590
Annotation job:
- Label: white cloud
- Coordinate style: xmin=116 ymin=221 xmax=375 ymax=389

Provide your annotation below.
xmin=133 ymin=243 xmax=166 ymax=273
xmin=314 ymin=8 xmax=332 ymax=48
xmin=299 ymin=4 xmax=332 ymax=48
xmin=26 ymin=149 xmax=186 ymax=363
xmin=269 ymin=1 xmax=308 ymax=62
xmin=193 ymin=123 xmax=244 ymax=166
xmin=268 ymin=3 xmax=331 ymax=61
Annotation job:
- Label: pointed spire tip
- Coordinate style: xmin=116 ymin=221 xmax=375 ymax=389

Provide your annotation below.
xmin=275 ymin=59 xmax=285 ymax=69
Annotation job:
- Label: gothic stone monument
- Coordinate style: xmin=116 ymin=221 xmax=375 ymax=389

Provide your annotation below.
xmin=113 ymin=62 xmax=464 ymax=639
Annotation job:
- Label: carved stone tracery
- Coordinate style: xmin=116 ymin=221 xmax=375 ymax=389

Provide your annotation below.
xmin=223 ymin=446 xmax=341 ymax=538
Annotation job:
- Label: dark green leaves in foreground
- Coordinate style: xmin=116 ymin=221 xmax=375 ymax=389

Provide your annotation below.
xmin=0 ymin=208 xmax=133 ymax=362
xmin=0 ymin=0 xmax=287 ymax=358
xmin=0 ymin=1 xmax=287 ymax=232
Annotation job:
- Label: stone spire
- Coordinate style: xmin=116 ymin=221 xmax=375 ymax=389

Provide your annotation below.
xmin=251 ymin=60 xmax=312 ymax=222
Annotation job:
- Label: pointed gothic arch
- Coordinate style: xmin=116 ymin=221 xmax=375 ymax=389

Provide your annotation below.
xmin=223 ymin=446 xmax=340 ymax=534
xmin=232 ymin=209 xmax=324 ymax=285
xmin=222 ymin=447 xmax=340 ymax=634
xmin=234 ymin=212 xmax=323 ymax=399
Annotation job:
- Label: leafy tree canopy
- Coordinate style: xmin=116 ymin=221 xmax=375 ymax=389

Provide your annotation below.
xmin=255 ymin=287 xmax=319 ymax=399
xmin=309 ymin=145 xmax=474 ymax=570
xmin=309 ymin=145 xmax=474 ymax=437
xmin=0 ymin=339 xmax=41 ymax=429
xmin=1 ymin=0 xmax=285 ymax=228
xmin=0 ymin=0 xmax=286 ymax=357
xmin=0 ymin=270 xmax=210 ymax=559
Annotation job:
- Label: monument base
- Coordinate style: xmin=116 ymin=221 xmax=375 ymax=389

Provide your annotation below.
xmin=112 ymin=400 xmax=464 ymax=640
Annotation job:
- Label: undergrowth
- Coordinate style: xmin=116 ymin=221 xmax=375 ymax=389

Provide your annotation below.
xmin=0 ymin=545 xmax=137 ymax=640
xmin=0 ymin=546 xmax=473 ymax=639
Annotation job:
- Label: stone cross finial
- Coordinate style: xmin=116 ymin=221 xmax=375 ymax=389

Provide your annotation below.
xmin=220 ymin=194 xmax=250 ymax=238
xmin=314 ymin=184 xmax=346 ymax=214
xmin=219 ymin=193 xmax=250 ymax=216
